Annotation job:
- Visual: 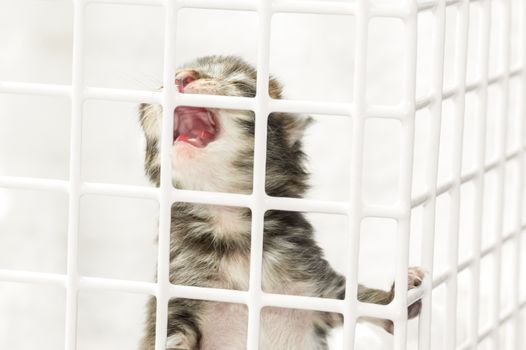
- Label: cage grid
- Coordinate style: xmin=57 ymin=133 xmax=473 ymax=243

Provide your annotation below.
xmin=0 ymin=0 xmax=525 ymax=349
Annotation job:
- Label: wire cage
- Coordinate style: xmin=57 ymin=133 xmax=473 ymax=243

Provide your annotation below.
xmin=0 ymin=0 xmax=525 ymax=349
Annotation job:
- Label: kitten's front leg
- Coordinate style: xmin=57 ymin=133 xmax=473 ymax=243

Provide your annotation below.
xmin=140 ymin=298 xmax=202 ymax=350
xmin=359 ymin=266 xmax=425 ymax=333
xmin=317 ymin=266 xmax=424 ymax=333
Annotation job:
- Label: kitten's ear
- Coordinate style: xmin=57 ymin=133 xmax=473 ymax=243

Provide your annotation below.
xmin=138 ymin=103 xmax=150 ymax=123
xmin=281 ymin=114 xmax=313 ymax=147
xmin=269 ymin=76 xmax=283 ymax=99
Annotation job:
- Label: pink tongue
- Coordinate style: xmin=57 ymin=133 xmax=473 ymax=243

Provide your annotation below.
xmin=176 ymin=118 xmax=215 ymax=147
xmin=176 ymin=133 xmax=190 ymax=142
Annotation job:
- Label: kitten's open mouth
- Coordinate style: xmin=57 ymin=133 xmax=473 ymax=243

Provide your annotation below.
xmin=173 ymin=106 xmax=218 ymax=148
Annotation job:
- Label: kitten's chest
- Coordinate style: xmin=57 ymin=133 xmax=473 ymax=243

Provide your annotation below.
xmin=178 ymin=234 xmax=322 ymax=349
xmin=215 ymin=251 xmax=309 ymax=295
xmin=216 ymin=254 xmax=250 ymax=290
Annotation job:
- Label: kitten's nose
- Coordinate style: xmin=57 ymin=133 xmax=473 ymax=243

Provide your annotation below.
xmin=175 ymin=70 xmax=198 ymax=93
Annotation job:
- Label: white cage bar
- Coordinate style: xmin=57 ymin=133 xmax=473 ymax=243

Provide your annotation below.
xmin=0 ymin=0 xmax=525 ymax=349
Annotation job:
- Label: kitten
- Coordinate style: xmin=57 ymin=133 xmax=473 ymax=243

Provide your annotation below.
xmin=138 ymin=55 xmax=423 ymax=350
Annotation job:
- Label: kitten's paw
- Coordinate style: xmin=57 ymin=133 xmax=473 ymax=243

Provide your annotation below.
xmin=368 ymin=267 xmax=425 ymax=334
xmin=407 ymin=266 xmax=424 ymax=289
xmin=166 ymin=333 xmax=192 ymax=350
xmin=407 ymin=266 xmax=425 ymax=321
xmin=408 ymin=299 xmax=422 ymax=319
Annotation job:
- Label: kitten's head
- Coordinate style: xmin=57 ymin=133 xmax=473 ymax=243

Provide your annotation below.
xmin=139 ymin=55 xmax=311 ymax=197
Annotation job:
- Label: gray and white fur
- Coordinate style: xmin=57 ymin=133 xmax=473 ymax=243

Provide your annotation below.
xmin=138 ymin=55 xmax=424 ymax=350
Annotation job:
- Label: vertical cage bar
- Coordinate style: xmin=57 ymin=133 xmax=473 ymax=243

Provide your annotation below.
xmin=467 ymin=0 xmax=492 ymax=348
xmin=417 ymin=1 xmax=447 ymax=349
xmin=396 ymin=2 xmax=418 ymax=349
xmin=512 ymin=1 xmax=526 ymax=347
xmin=342 ymin=0 xmax=369 ymax=349
xmin=444 ymin=2 xmax=470 ymax=349
xmin=65 ymin=1 xmax=85 ymax=349
xmin=155 ymin=0 xmax=178 ymax=349
xmin=245 ymin=0 xmax=272 ymax=349
xmin=490 ymin=0 xmax=512 ymax=347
